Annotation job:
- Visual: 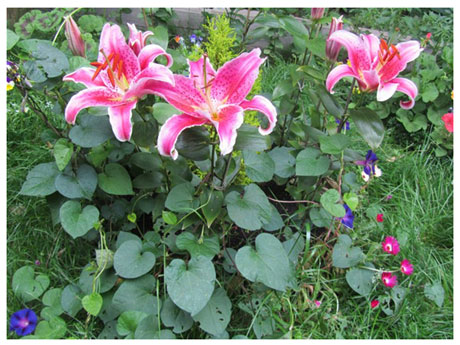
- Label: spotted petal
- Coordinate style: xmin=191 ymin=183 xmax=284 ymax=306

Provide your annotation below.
xmin=378 ymin=41 xmax=422 ymax=83
xmin=188 ymin=57 xmax=217 ymax=90
xmin=124 ymin=63 xmax=174 ymax=100
xmin=392 ymin=77 xmax=418 ymax=109
xmin=326 ymin=64 xmax=358 ymax=93
xmin=240 ymin=95 xmax=277 ymax=135
xmin=211 ymin=104 xmax=244 ymax=155
xmin=108 ymin=101 xmax=137 ymax=141
xmin=138 ymin=44 xmax=173 ymax=70
xmin=63 ymin=67 xmax=105 ymax=88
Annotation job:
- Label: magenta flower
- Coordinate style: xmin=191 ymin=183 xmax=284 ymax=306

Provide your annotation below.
xmin=63 ymin=23 xmax=174 ymax=142
xmin=127 ymin=23 xmax=153 ymax=56
xmin=156 ymin=49 xmax=277 ymax=159
xmin=382 ymin=236 xmax=400 ymax=255
xmin=64 ymin=16 xmax=86 ymax=58
xmin=10 ymin=309 xmax=37 ymax=336
xmin=376 ymin=213 xmax=384 ymax=222
xmin=381 ymin=272 xmax=397 ymax=288
xmin=326 ymin=16 xmax=344 ymax=62
xmin=314 ymin=300 xmax=322 ymax=308
xmin=370 ymin=300 xmax=380 ymax=309
xmin=400 ymin=259 xmax=414 ymax=275
xmin=311 ymin=8 xmax=325 ymax=20
xmin=326 ymin=30 xmax=423 ymax=109
xmin=442 ymin=112 xmax=453 ymax=133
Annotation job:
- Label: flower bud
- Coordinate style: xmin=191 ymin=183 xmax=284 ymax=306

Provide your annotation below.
xmin=65 ymin=16 xmax=86 ymax=58
xmin=326 ymin=16 xmax=344 ymax=62
xmin=311 ymin=8 xmax=325 ymax=20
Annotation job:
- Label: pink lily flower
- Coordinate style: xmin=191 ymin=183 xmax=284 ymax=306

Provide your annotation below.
xmin=156 ymin=49 xmax=277 ymax=160
xmin=400 ymin=259 xmax=414 ymax=275
xmin=325 ymin=16 xmax=344 ymax=62
xmin=382 ymin=236 xmax=400 ymax=255
xmin=64 ymin=16 xmax=86 ymax=58
xmin=381 ymin=272 xmax=398 ymax=288
xmin=311 ymin=8 xmax=325 ymax=20
xmin=127 ymin=23 xmax=153 ymax=56
xmin=326 ymin=30 xmax=423 ymax=109
xmin=63 ymin=23 xmax=174 ymax=142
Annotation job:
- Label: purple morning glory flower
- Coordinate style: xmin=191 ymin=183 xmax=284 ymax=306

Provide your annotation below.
xmin=335 ymin=119 xmax=350 ymax=131
xmin=355 ymin=150 xmax=382 ymax=181
xmin=189 ymin=34 xmax=197 ymax=43
xmin=10 ymin=309 xmax=38 ymax=336
xmin=339 ymin=204 xmax=354 ymax=229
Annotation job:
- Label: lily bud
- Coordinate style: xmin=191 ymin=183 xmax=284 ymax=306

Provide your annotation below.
xmin=325 ymin=16 xmax=344 ymax=62
xmin=311 ymin=8 xmax=325 ymax=20
xmin=64 ymin=16 xmax=86 ymax=58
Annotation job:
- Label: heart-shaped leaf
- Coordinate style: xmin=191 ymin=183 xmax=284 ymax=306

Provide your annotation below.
xmin=332 ymin=235 xmax=364 ymax=268
xmin=235 ymin=233 xmax=294 ymax=291
xmin=310 ymin=207 xmax=333 ymax=227
xmin=135 ymin=315 xmax=176 ymax=339
xmin=12 ymin=266 xmax=50 ymax=302
xmin=243 ymin=150 xmax=275 ymax=182
xmin=192 ymin=288 xmax=232 ymax=336
xmin=225 ymin=184 xmax=271 ymax=231
xmin=24 ymin=316 xmax=67 ymax=339
xmin=343 ymin=192 xmax=359 ymax=211
xmin=82 ymin=292 xmax=103 ymax=316
xmin=424 ymin=281 xmax=445 ymax=307
xmin=53 ymin=138 xmax=74 ymax=171
xmin=59 ymin=200 xmax=99 ymax=239
xmin=98 ymin=163 xmax=134 ymax=195
xmin=61 ymin=284 xmax=83 ymax=317
xmin=69 ymin=114 xmax=114 ymax=148
xmin=117 ymin=311 xmax=148 ymax=338
xmin=114 ymin=240 xmax=156 ymax=279
xmin=201 ymin=190 xmax=224 ymax=228
xmin=350 ymin=108 xmax=384 ymax=150
xmin=19 ymin=162 xmax=59 ymax=196
xmin=55 ymin=164 xmax=97 ymax=200
xmin=41 ymin=288 xmax=63 ymax=320
xmin=319 ymin=134 xmax=350 ymax=155
xmin=296 ymin=147 xmax=330 ymax=176
xmin=176 ymin=232 xmax=220 ymax=259
xmin=165 ymin=182 xmax=195 ymax=213
xmin=165 ymin=256 xmax=216 ymax=316
xmin=320 ymin=189 xmax=345 ymax=218
xmin=160 ymin=297 xmax=193 ymax=334
xmin=268 ymin=147 xmax=295 ymax=178
xmin=346 ymin=265 xmax=375 ymax=296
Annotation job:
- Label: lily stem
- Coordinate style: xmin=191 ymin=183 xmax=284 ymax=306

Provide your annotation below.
xmin=337 ymin=78 xmax=356 ymax=133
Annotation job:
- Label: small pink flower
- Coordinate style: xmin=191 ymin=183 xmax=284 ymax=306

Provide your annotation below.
xmin=386 ymin=195 xmax=393 ymax=201
xmin=442 ymin=112 xmax=453 ymax=133
xmin=64 ymin=16 xmax=86 ymax=58
xmin=311 ymin=8 xmax=325 ymax=20
xmin=370 ymin=300 xmax=380 ymax=309
xmin=382 ymin=236 xmax=400 ymax=255
xmin=314 ymin=300 xmax=322 ymax=308
xmin=381 ymin=272 xmax=398 ymax=288
xmin=400 ymin=259 xmax=414 ymax=275
xmin=34 ymin=260 xmax=41 ymax=266
xmin=426 ymin=32 xmax=432 ymax=40
xmin=376 ymin=213 xmax=384 ymax=222
xmin=326 ymin=16 xmax=344 ymax=62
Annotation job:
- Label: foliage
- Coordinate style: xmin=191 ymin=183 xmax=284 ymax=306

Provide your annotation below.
xmin=202 ymin=13 xmax=237 ymax=68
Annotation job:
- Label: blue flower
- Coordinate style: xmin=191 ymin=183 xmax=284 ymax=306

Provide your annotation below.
xmin=355 ymin=150 xmax=382 ymax=181
xmin=335 ymin=119 xmax=350 ymax=131
xmin=189 ymin=34 xmax=197 ymax=43
xmin=338 ymin=204 xmax=354 ymax=229
xmin=10 ymin=309 xmax=38 ymax=336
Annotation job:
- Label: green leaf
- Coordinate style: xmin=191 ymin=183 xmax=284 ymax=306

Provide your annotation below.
xmin=152 ymin=102 xmax=179 ymax=124
xmin=262 ymin=204 xmax=284 ymax=231
xmin=320 ymin=189 xmax=345 ymax=218
xmin=304 ymin=37 xmax=326 ymax=59
xmin=77 ymin=14 xmax=105 ymax=32
xmin=316 ymin=87 xmax=344 ymax=117
xmin=55 ymin=164 xmax=98 ymax=200
xmin=69 ymin=114 xmax=114 ymax=148
xmin=61 ymin=284 xmax=83 ymax=317
xmin=82 ymin=292 xmax=103 ymax=316
xmin=132 ymin=120 xmax=157 ymax=148
xmin=19 ymin=162 xmax=60 ymax=196
xmin=310 ymin=207 xmax=333 ymax=227
xmin=114 ymin=240 xmax=156 ymax=279
xmin=132 ymin=172 xmax=163 ymax=190
xmin=112 ymin=275 xmax=160 ymax=316
xmin=345 ymin=266 xmax=375 ymax=296
xmin=422 ymin=83 xmax=439 ymax=102
xmin=225 ymin=184 xmax=271 ymax=231
xmin=296 ymin=147 xmax=330 ymax=176
xmin=282 ymin=232 xmax=305 ymax=264
xmin=25 ymin=316 xmax=67 ymax=339
xmin=176 ymin=232 xmax=220 ymax=259
xmin=332 ymin=235 xmax=364 ymax=268
xmin=268 ymin=147 xmax=295 ymax=178
xmin=98 ymin=163 xmax=134 ymax=195
xmin=279 ymin=16 xmax=308 ymax=38
xmin=7 ymin=29 xmax=19 ymax=50
xmin=53 ymin=138 xmax=74 ymax=171
xmin=130 ymin=152 xmax=162 ymax=171
xmin=176 ymin=126 xmax=210 ymax=161
xmin=95 ymin=249 xmax=114 ymax=269
xmin=41 ymin=288 xmax=63 ymax=320
xmin=201 ymin=190 xmax=223 ymax=228
xmin=150 ymin=25 xmax=169 ymax=49
xmin=350 ymin=108 xmax=385 ymax=150
xmin=424 ymin=281 xmax=445 ymax=307
xmin=20 ymin=40 xmax=69 ymax=78
xmin=319 ymin=134 xmax=350 ymax=155
xmin=162 ymin=211 xmax=177 ymax=225
xmin=117 ymin=311 xmax=148 ymax=338
xmin=234 ymin=124 xmax=272 ymax=152
xmin=235 ymin=233 xmax=294 ymax=291
xmin=134 ymin=314 xmax=176 ymax=339
xmin=343 ymin=192 xmax=359 ymax=211
xmin=192 ymin=288 xmax=232 ymax=336
xmin=243 ymin=150 xmax=275 ymax=182
xmin=78 ymin=265 xmax=118 ymax=295
xmin=12 ymin=266 xmax=50 ymax=302
xmin=272 ymin=79 xmax=295 ymax=100
xmin=59 ymin=200 xmax=99 ymax=239
xmin=165 ymin=256 xmax=216 ymax=316
xmin=160 ymin=297 xmax=193 ymax=334
xmin=165 ymin=182 xmax=195 ymax=213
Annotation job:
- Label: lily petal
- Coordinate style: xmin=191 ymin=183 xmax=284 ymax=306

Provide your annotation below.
xmin=212 ymin=104 xmax=244 ymax=155
xmin=379 ymin=41 xmax=422 ymax=82
xmin=63 ymin=67 xmax=105 ymax=88
xmin=128 ymin=23 xmax=153 ymax=56
xmin=326 ymin=64 xmax=357 ymax=93
xmin=138 ymin=44 xmax=173 ymax=70
xmin=65 ymin=87 xmax=123 ymax=124
xmin=240 ymin=95 xmax=277 ymax=135
xmin=124 ymin=63 xmax=175 ymax=100
xmin=211 ymin=48 xmax=264 ymax=104
xmin=157 ymin=114 xmax=208 ymax=160
xmin=377 ymin=82 xmax=398 ymax=102
xmin=108 ymin=101 xmax=137 ymax=141
xmin=393 ymin=77 xmax=418 ymax=109
xmin=328 ymin=30 xmax=372 ymax=74
xmin=188 ymin=57 xmax=217 ymax=90
xmin=361 ymin=34 xmax=381 ymax=68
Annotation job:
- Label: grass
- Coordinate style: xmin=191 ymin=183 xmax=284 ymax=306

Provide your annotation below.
xmin=6 ymin=71 xmax=453 ymax=339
